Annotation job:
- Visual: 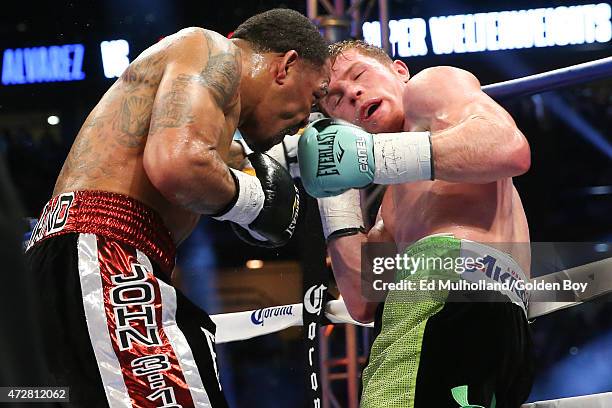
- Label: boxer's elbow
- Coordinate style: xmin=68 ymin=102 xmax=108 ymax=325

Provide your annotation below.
xmin=351 ymin=310 xmax=375 ymax=324
xmin=345 ymin=299 xmax=375 ymax=324
xmin=470 ymin=115 xmax=530 ymax=178
xmin=505 ymin=129 xmax=531 ymax=176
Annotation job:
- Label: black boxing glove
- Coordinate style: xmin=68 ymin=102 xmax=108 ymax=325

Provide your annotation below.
xmin=212 ymin=152 xmax=300 ymax=248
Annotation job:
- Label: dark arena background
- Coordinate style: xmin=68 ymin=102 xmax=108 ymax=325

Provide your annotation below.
xmin=0 ymin=1 xmax=611 ymax=407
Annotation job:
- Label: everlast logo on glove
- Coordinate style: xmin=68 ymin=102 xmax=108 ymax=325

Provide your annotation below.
xmin=316 ymin=131 xmax=340 ymax=177
xmin=284 ymin=187 xmax=300 ymax=236
xmin=299 ymin=118 xmax=377 ymax=198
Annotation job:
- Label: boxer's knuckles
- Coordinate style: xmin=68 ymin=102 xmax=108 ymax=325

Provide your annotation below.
xmin=298 ymin=118 xmax=375 ymax=198
xmin=233 ymin=152 xmax=301 ymax=247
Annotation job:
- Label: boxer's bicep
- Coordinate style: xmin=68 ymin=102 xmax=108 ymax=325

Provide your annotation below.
xmin=409 ymin=67 xmax=530 ymax=182
xmin=147 ymin=67 xmax=227 ymax=144
xmin=147 ymin=30 xmax=239 ymax=158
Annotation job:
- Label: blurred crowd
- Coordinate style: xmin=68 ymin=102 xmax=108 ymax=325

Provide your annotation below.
xmin=0 ymin=126 xmax=67 ymax=215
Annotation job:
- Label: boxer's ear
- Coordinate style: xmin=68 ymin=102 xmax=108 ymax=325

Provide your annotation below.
xmin=275 ymin=50 xmax=298 ymax=84
xmin=392 ymin=59 xmax=410 ymax=83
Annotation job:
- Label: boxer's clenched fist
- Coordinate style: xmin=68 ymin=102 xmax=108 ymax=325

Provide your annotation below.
xmin=213 ymin=153 xmax=300 ymax=248
xmin=298 ymin=118 xmax=433 ymax=198
xmin=298 ymin=118 xmax=375 ymax=197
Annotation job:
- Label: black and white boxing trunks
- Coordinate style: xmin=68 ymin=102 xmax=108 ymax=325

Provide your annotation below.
xmin=25 ymin=190 xmax=228 ymax=408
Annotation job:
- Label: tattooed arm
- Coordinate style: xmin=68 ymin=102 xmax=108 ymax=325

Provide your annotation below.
xmin=143 ymin=28 xmax=242 ymax=214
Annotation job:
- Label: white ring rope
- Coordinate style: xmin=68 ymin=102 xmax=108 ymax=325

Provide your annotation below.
xmin=211 ymin=299 xmax=369 ymax=344
xmin=528 ymin=256 xmax=612 ymax=319
xmin=211 ymin=257 xmax=612 ymax=343
xmin=521 ymin=392 xmax=612 ymax=407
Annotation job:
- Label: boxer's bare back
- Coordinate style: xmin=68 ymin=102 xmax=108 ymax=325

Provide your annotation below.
xmin=54 ymin=29 xmax=240 ymax=243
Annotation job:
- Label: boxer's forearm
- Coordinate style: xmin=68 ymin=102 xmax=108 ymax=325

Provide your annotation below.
xmin=316 ymin=189 xmax=374 ymax=322
xmin=328 ymin=234 xmax=377 ymax=323
xmin=300 ymin=116 xmax=529 ymax=198
xmin=144 ymin=145 xmax=237 ymax=214
xmin=431 ymin=115 xmax=531 ymax=183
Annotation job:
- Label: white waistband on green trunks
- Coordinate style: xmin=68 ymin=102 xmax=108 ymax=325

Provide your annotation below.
xmin=411 ymin=233 xmax=529 ymax=316
xmin=460 ymin=239 xmax=529 ymax=316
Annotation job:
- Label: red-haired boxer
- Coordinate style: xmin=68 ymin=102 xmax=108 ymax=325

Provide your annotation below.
xmin=298 ymin=40 xmax=533 ymax=408
xmin=25 ymin=9 xmax=329 ymax=407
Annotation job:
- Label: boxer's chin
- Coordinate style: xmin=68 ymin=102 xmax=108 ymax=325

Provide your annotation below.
xmin=240 ymin=125 xmax=286 ymax=152
xmin=354 ymin=119 xmax=384 ymax=134
xmin=250 ymin=142 xmax=271 ymax=153
xmin=364 ymin=113 xmax=404 ymax=134
xmin=238 ymin=132 xmax=266 ymax=153
xmin=246 ymin=137 xmax=276 ymax=153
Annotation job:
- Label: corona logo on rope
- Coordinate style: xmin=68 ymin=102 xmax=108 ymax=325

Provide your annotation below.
xmin=250 ymin=305 xmax=295 ymax=326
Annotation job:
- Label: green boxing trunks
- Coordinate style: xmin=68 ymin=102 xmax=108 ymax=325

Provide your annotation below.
xmin=361 ymin=234 xmax=533 ymax=408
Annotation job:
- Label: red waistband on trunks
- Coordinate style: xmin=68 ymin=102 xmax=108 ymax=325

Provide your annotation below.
xmin=27 ymin=190 xmax=176 ymax=275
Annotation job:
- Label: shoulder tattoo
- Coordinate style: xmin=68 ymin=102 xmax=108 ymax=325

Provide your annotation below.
xmin=200 ymin=31 xmax=241 ymax=108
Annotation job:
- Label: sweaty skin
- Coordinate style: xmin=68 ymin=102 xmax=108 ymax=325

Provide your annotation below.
xmin=320 ymin=50 xmax=531 ymax=322
xmin=54 ymin=27 xmax=328 ymax=245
